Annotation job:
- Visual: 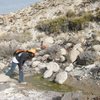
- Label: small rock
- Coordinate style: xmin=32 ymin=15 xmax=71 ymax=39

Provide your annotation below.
xmin=55 ymin=71 xmax=68 ymax=84
xmin=93 ymin=45 xmax=100 ymax=52
xmin=84 ymin=64 xmax=96 ymax=69
xmin=43 ymin=36 xmax=54 ymax=44
xmin=46 ymin=62 xmax=60 ymax=72
xmin=60 ymin=56 xmax=66 ymax=62
xmin=38 ymin=63 xmax=47 ymax=69
xmin=0 ymin=62 xmax=5 ymax=70
xmin=60 ymin=48 xmax=67 ymax=55
xmin=70 ymin=43 xmax=83 ymax=62
xmin=43 ymin=70 xmax=53 ymax=78
xmin=65 ymin=63 xmax=74 ymax=72
xmin=32 ymin=61 xmax=41 ymax=68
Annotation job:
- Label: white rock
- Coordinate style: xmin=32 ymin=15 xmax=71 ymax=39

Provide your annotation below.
xmin=43 ymin=70 xmax=53 ymax=78
xmin=0 ymin=74 xmax=11 ymax=82
xmin=84 ymin=64 xmax=96 ymax=69
xmin=93 ymin=45 xmax=100 ymax=52
xmin=60 ymin=48 xmax=67 ymax=55
xmin=70 ymin=43 xmax=83 ymax=62
xmin=96 ymin=37 xmax=100 ymax=42
xmin=43 ymin=36 xmax=54 ymax=44
xmin=60 ymin=56 xmax=66 ymax=62
xmin=0 ymin=62 xmax=5 ymax=70
xmin=38 ymin=63 xmax=47 ymax=69
xmin=55 ymin=71 xmax=68 ymax=84
xmin=70 ymin=49 xmax=80 ymax=62
xmin=46 ymin=62 xmax=60 ymax=72
xmin=65 ymin=63 xmax=74 ymax=72
xmin=32 ymin=61 xmax=41 ymax=68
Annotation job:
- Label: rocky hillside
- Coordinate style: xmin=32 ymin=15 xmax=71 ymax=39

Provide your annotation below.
xmin=0 ymin=0 xmax=100 ymax=99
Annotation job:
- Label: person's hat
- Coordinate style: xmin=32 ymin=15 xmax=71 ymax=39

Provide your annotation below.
xmin=27 ymin=48 xmax=36 ymax=54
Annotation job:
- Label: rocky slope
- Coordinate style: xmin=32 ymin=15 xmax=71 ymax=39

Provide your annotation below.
xmin=0 ymin=0 xmax=100 ymax=99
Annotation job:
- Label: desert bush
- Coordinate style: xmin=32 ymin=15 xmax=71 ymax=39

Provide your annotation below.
xmin=0 ymin=31 xmax=32 ymax=43
xmin=36 ymin=12 xmax=96 ymax=33
xmin=35 ymin=16 xmax=68 ymax=34
xmin=66 ymin=10 xmax=76 ymax=18
xmin=0 ymin=40 xmax=20 ymax=58
xmin=16 ymin=31 xmax=33 ymax=43
xmin=95 ymin=10 xmax=100 ymax=21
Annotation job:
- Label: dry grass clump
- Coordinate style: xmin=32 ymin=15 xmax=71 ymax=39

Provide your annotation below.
xmin=0 ymin=31 xmax=32 ymax=43
xmin=0 ymin=40 xmax=20 ymax=58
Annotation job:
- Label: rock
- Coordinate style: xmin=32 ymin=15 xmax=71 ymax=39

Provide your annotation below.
xmin=93 ymin=45 xmax=100 ymax=52
xmin=65 ymin=63 xmax=74 ymax=72
xmin=0 ymin=62 xmax=5 ymax=70
xmin=38 ymin=63 xmax=47 ymax=69
xmin=46 ymin=62 xmax=60 ymax=72
xmin=43 ymin=70 xmax=53 ymax=78
xmin=70 ymin=69 xmax=85 ymax=78
xmin=84 ymin=64 xmax=96 ymax=69
xmin=60 ymin=56 xmax=66 ymax=62
xmin=32 ymin=61 xmax=41 ymax=68
xmin=43 ymin=36 xmax=54 ymax=45
xmin=75 ymin=50 xmax=97 ymax=65
xmin=34 ymin=67 xmax=41 ymax=73
xmin=61 ymin=92 xmax=85 ymax=100
xmin=70 ymin=43 xmax=83 ymax=62
xmin=60 ymin=48 xmax=67 ymax=55
xmin=0 ymin=74 xmax=11 ymax=82
xmin=55 ymin=71 xmax=68 ymax=84
xmin=96 ymin=37 xmax=100 ymax=42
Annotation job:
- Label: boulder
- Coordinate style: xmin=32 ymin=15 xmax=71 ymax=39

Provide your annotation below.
xmin=43 ymin=70 xmax=53 ymax=78
xmin=61 ymin=92 xmax=85 ymax=100
xmin=0 ymin=74 xmax=11 ymax=82
xmin=75 ymin=50 xmax=97 ymax=65
xmin=65 ymin=63 xmax=74 ymax=72
xmin=43 ymin=36 xmax=54 ymax=45
xmin=70 ymin=43 xmax=83 ymax=62
xmin=38 ymin=63 xmax=47 ymax=69
xmin=60 ymin=56 xmax=66 ymax=62
xmin=0 ymin=62 xmax=5 ymax=70
xmin=84 ymin=64 xmax=96 ymax=69
xmin=32 ymin=61 xmax=41 ymax=68
xmin=55 ymin=71 xmax=68 ymax=84
xmin=60 ymin=48 xmax=67 ymax=55
xmin=93 ymin=45 xmax=100 ymax=52
xmin=46 ymin=62 xmax=60 ymax=72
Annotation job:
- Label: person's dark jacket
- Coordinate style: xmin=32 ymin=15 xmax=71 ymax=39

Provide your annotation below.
xmin=16 ymin=52 xmax=34 ymax=70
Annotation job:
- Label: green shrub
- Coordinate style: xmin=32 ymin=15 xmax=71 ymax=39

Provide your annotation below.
xmin=35 ymin=16 xmax=68 ymax=34
xmin=35 ymin=12 xmax=96 ymax=33
xmin=66 ymin=10 xmax=76 ymax=18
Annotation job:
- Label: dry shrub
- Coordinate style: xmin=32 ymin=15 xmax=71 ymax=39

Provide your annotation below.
xmin=0 ymin=40 xmax=20 ymax=58
xmin=0 ymin=31 xmax=32 ymax=43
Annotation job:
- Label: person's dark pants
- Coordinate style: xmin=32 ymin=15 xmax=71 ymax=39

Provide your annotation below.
xmin=6 ymin=62 xmax=24 ymax=82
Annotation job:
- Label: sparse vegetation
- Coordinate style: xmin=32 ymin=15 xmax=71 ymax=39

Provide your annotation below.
xmin=35 ymin=12 xmax=96 ymax=33
xmin=0 ymin=31 xmax=32 ymax=43
xmin=0 ymin=40 xmax=20 ymax=58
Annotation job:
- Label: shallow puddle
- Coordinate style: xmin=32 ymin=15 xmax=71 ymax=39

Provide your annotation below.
xmin=25 ymin=74 xmax=76 ymax=92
